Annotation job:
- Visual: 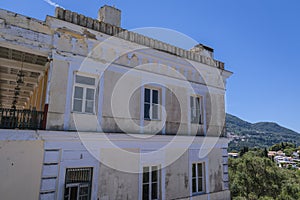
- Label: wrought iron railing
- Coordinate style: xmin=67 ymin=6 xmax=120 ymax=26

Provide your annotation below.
xmin=0 ymin=108 xmax=46 ymax=130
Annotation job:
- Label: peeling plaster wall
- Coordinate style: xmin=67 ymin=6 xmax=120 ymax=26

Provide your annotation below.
xmin=43 ymin=15 xmax=229 ymax=134
xmin=0 ymin=8 xmax=230 ymax=135
xmin=0 ymin=129 xmax=230 ymax=200
xmin=206 ymin=93 xmax=226 ymax=137
xmin=0 ymin=9 xmax=52 ymax=55
xmin=98 ymin=164 xmax=139 ymax=200
xmin=47 ymin=59 xmax=69 ymax=130
xmin=165 ymin=151 xmax=189 ymax=199
xmin=53 ymin=7 xmax=226 ymax=69
xmin=207 ymin=148 xmax=224 ymax=193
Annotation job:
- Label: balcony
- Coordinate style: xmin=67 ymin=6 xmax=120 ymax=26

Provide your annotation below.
xmin=0 ymin=46 xmax=49 ymax=130
xmin=0 ymin=108 xmax=46 ymax=130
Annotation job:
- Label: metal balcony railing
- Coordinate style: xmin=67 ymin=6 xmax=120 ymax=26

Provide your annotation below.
xmin=0 ymin=108 xmax=46 ymax=130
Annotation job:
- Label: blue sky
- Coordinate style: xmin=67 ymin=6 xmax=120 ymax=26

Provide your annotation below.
xmin=1 ymin=0 xmax=299 ymax=132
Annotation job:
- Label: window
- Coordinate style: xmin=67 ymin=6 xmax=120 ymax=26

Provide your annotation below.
xmin=142 ymin=166 xmax=160 ymax=200
xmin=190 ymin=96 xmax=203 ymax=124
xmin=144 ymin=88 xmax=159 ymax=120
xmin=73 ymin=75 xmax=96 ymax=114
xmin=64 ymin=167 xmax=93 ymax=200
xmin=192 ymin=163 xmax=205 ymax=194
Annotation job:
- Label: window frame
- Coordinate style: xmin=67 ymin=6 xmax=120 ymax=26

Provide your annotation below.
xmin=72 ymin=74 xmax=97 ymax=114
xmin=144 ymin=87 xmax=160 ymax=121
xmin=191 ymin=162 xmax=205 ymax=195
xmin=142 ymin=165 xmax=160 ymax=200
xmin=190 ymin=95 xmax=204 ymax=125
xmin=64 ymin=167 xmax=93 ymax=200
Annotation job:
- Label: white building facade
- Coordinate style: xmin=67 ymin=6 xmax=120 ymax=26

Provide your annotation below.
xmin=0 ymin=5 xmax=232 ymax=200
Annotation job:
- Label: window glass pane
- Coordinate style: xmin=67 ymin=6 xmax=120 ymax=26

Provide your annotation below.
xmin=192 ymin=109 xmax=196 ymax=122
xmin=144 ymin=103 xmax=150 ymax=119
xmin=190 ymin=96 xmax=194 ymax=108
xmin=152 ymin=166 xmax=157 ymax=172
xmin=192 ymin=163 xmax=196 ymax=178
xmin=152 ymin=90 xmax=158 ymax=104
xmin=74 ymin=99 xmax=83 ymax=112
xmin=143 ymin=167 xmax=149 ymax=183
xmin=76 ymin=75 xmax=95 ymax=85
xmin=196 ymin=97 xmax=200 ymax=110
xmin=198 ymin=112 xmax=202 ymax=124
xmin=79 ymin=197 xmax=88 ymax=200
xmin=85 ymin=100 xmax=94 ymax=113
xmin=152 ymin=104 xmax=159 ymax=119
xmin=198 ymin=163 xmax=203 ymax=177
xmin=79 ymin=186 xmax=88 ymax=195
xmin=152 ymin=169 xmax=158 ymax=182
xmin=192 ymin=178 xmax=197 ymax=193
xmin=142 ymin=184 xmax=149 ymax=200
xmin=70 ymin=187 xmax=78 ymax=200
xmin=64 ymin=188 xmax=70 ymax=200
xmin=74 ymin=86 xmax=83 ymax=99
xmin=86 ymin=88 xmax=95 ymax=100
xmin=151 ymin=183 xmax=158 ymax=199
xmin=198 ymin=177 xmax=203 ymax=192
xmin=144 ymin=88 xmax=150 ymax=103
xmin=195 ymin=110 xmax=200 ymax=124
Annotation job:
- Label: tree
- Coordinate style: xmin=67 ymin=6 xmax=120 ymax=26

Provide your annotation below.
xmin=239 ymin=146 xmax=249 ymax=157
xmin=229 ymin=152 xmax=283 ymax=199
xmin=263 ymin=148 xmax=268 ymax=158
xmin=283 ymin=148 xmax=294 ymax=157
xmin=229 ymin=150 xmax=300 ymax=200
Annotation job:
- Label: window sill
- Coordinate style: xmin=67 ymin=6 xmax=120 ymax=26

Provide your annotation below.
xmin=144 ymin=118 xmax=161 ymax=121
xmin=192 ymin=191 xmax=206 ymax=196
xmin=71 ymin=111 xmax=96 ymax=115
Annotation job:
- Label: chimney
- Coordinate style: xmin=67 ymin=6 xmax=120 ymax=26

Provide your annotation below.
xmin=190 ymin=44 xmax=214 ymax=58
xmin=98 ymin=5 xmax=121 ymax=27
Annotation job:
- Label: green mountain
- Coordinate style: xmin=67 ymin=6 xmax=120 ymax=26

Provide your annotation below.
xmin=226 ymin=113 xmax=300 ymax=152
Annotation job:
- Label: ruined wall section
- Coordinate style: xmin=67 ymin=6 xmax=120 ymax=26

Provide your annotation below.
xmin=0 ymin=9 xmax=52 ymax=56
xmin=54 ymin=7 xmax=225 ymax=70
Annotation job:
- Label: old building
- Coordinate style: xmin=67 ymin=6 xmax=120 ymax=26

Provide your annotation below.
xmin=0 ymin=5 xmax=232 ymax=200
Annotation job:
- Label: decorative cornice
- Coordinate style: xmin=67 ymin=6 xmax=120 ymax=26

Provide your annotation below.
xmin=54 ymin=7 xmax=225 ymax=70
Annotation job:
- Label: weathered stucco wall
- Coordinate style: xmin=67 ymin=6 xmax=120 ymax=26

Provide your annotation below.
xmin=206 ymin=93 xmax=225 ymax=137
xmin=207 ymin=148 xmax=224 ymax=193
xmin=0 ymin=139 xmax=44 ymax=200
xmin=98 ymin=164 xmax=139 ymax=200
xmin=0 ymin=7 xmax=231 ymax=200
xmin=165 ymin=151 xmax=189 ymax=199
xmin=47 ymin=59 xmax=69 ymax=130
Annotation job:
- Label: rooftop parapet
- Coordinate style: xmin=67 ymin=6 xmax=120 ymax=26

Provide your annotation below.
xmin=54 ymin=7 xmax=225 ymax=70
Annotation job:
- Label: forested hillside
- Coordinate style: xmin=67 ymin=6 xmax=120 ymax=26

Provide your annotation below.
xmin=226 ymin=114 xmax=300 ymax=151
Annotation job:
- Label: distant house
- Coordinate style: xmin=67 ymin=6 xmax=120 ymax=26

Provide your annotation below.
xmin=228 ymin=153 xmax=239 ymax=159
xmin=292 ymin=151 xmax=299 ymax=158
xmin=268 ymin=151 xmax=277 ymax=157
xmin=276 ymin=151 xmax=286 ymax=157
